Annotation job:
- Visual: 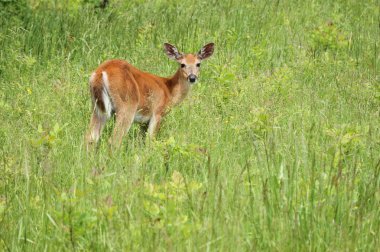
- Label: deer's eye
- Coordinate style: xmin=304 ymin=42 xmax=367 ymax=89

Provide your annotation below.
xmin=196 ymin=63 xmax=201 ymax=67
xmin=181 ymin=64 xmax=186 ymax=68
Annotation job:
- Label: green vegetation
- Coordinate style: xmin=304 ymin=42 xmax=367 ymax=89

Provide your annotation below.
xmin=0 ymin=0 xmax=379 ymax=250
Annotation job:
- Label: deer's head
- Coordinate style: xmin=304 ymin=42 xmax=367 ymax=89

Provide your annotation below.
xmin=164 ymin=43 xmax=215 ymax=83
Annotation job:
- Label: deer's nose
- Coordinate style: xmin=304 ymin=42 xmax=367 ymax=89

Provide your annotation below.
xmin=188 ymin=74 xmax=197 ymax=83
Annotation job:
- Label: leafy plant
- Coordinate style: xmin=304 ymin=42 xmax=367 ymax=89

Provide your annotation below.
xmin=309 ymin=21 xmax=350 ymax=55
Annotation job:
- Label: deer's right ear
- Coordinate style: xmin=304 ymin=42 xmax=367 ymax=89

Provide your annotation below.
xmin=164 ymin=43 xmax=183 ymax=61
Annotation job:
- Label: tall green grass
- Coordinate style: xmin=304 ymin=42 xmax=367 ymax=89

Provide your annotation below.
xmin=0 ymin=0 xmax=379 ymax=250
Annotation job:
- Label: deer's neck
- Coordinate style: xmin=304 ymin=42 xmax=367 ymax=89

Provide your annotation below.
xmin=165 ymin=69 xmax=191 ymax=106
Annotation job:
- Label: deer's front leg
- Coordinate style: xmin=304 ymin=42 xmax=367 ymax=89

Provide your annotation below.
xmin=147 ymin=113 xmax=162 ymax=138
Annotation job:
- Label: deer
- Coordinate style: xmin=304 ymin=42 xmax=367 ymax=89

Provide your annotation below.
xmin=85 ymin=42 xmax=215 ymax=149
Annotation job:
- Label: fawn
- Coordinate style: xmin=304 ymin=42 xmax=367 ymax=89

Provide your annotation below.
xmin=85 ymin=43 xmax=215 ymax=149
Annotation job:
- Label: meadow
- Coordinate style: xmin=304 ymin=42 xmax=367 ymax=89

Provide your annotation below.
xmin=0 ymin=0 xmax=379 ymax=250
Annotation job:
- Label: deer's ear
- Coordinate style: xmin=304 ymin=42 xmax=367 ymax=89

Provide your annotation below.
xmin=164 ymin=43 xmax=183 ymax=61
xmin=198 ymin=43 xmax=215 ymax=60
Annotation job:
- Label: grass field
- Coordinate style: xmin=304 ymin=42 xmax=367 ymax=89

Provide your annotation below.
xmin=0 ymin=0 xmax=379 ymax=250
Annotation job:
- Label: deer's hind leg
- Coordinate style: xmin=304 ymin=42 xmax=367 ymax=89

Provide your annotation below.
xmin=86 ymin=109 xmax=108 ymax=151
xmin=109 ymin=101 xmax=138 ymax=149
xmin=105 ymin=70 xmax=141 ymax=149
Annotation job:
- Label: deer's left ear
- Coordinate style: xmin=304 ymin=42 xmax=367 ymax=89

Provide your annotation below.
xmin=198 ymin=43 xmax=215 ymax=60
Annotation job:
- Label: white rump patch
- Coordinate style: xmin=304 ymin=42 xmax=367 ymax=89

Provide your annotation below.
xmin=89 ymin=72 xmax=97 ymax=83
xmin=101 ymin=71 xmax=114 ymax=119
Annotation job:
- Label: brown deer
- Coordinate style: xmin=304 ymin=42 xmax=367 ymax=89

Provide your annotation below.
xmin=85 ymin=43 xmax=215 ymax=149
